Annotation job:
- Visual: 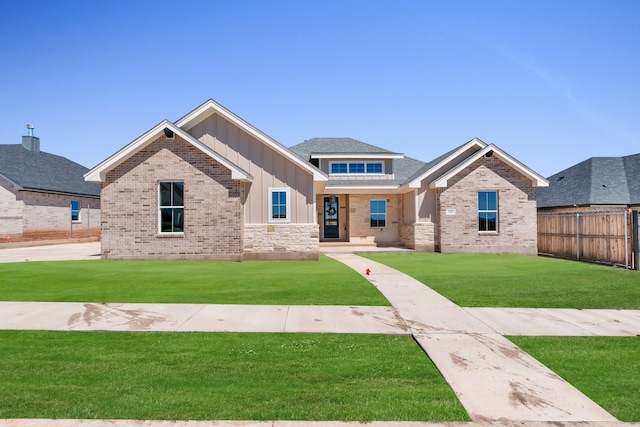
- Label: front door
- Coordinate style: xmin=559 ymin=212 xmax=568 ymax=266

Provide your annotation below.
xmin=323 ymin=196 xmax=339 ymax=239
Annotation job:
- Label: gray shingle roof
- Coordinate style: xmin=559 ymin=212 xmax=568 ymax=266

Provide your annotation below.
xmin=0 ymin=144 xmax=100 ymax=197
xmin=537 ymin=154 xmax=640 ymax=208
xmin=290 ymin=138 xmax=426 ymax=186
xmin=290 ymin=137 xmax=401 ymax=160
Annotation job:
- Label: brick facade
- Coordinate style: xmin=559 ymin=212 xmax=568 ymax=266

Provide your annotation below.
xmin=437 ymin=156 xmax=538 ymax=255
xmin=346 ymin=194 xmax=401 ymax=244
xmin=101 ymin=135 xmax=244 ymax=260
xmin=0 ymin=175 xmax=100 ymax=240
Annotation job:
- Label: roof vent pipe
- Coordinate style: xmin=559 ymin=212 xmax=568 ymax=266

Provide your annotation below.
xmin=22 ymin=124 xmax=40 ymax=153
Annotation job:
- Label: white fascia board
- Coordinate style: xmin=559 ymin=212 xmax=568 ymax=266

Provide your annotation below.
xmin=311 ymin=153 xmax=404 ymax=159
xmin=176 ymin=99 xmax=327 ymax=182
xmin=407 ymin=138 xmax=487 ymax=188
xmin=84 ymin=121 xmax=253 ymax=183
xmin=324 ymin=185 xmax=405 ymax=195
xmin=429 ymin=144 xmax=549 ymax=188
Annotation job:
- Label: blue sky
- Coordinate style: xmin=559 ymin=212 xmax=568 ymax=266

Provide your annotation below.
xmin=1 ymin=0 xmax=638 ymax=177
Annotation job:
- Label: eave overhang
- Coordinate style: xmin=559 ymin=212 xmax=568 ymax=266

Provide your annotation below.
xmin=429 ymin=144 xmax=549 ymax=189
xmin=84 ymin=121 xmax=253 ymax=183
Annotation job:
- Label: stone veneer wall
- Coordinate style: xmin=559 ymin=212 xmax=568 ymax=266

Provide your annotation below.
xmin=244 ymin=223 xmax=319 ymax=260
xmin=438 ymin=156 xmax=538 ymax=255
xmin=101 ymin=135 xmax=244 ymax=260
xmin=400 ymin=221 xmax=435 ymax=251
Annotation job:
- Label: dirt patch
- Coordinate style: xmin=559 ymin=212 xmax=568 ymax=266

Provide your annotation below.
xmin=67 ymin=303 xmax=167 ymax=330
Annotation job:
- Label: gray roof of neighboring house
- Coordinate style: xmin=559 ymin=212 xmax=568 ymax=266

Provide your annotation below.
xmin=537 ymin=154 xmax=640 ymax=208
xmin=290 ymin=138 xmax=427 ymax=186
xmin=0 ymin=144 xmax=100 ymax=197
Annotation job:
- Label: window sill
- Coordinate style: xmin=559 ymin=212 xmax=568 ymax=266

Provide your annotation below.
xmin=479 ymin=231 xmax=499 ymax=235
xmin=157 ymin=233 xmax=185 ymax=238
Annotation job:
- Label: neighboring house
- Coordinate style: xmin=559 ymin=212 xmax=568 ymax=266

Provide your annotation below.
xmin=536 ymin=154 xmax=640 ymax=268
xmin=0 ymin=127 xmax=101 ymax=241
xmin=537 ymin=154 xmax=640 ymax=211
xmin=86 ymin=99 xmax=548 ymax=260
xmin=291 ymin=137 xmax=548 ymax=255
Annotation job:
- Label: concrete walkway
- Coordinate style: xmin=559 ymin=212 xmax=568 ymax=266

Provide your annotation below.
xmin=1 ymin=243 xmax=640 ymax=426
xmin=326 ymin=254 xmax=633 ymax=424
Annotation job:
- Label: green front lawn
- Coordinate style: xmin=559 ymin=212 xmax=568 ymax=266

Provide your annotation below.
xmin=510 ymin=336 xmax=640 ymax=422
xmin=0 ymin=257 xmax=388 ymax=305
xmin=364 ymin=253 xmax=640 ymax=309
xmin=0 ymin=331 xmax=469 ymax=421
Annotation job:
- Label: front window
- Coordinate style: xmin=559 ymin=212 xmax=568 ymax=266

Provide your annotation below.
xmin=370 ymin=199 xmax=386 ymax=228
xmin=269 ymin=188 xmax=290 ymax=222
xmin=159 ymin=181 xmax=184 ymax=233
xmin=70 ymin=200 xmax=81 ymax=222
xmin=478 ymin=191 xmax=498 ymax=232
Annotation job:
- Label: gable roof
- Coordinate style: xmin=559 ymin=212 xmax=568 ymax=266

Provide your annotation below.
xmin=291 ymin=137 xmax=403 ymax=160
xmin=84 ymin=121 xmax=253 ymax=183
xmin=429 ymin=143 xmax=549 ymax=188
xmin=405 ymin=138 xmax=487 ymax=188
xmin=537 ymin=154 xmax=640 ymax=208
xmin=176 ymin=100 xmax=327 ymax=182
xmin=0 ymin=144 xmax=100 ymax=197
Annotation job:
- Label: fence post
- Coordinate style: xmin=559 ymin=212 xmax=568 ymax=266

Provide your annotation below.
xmin=576 ymin=212 xmax=580 ymax=261
xmin=633 ymin=210 xmax=639 ymax=271
xmin=625 ymin=210 xmax=629 ymax=269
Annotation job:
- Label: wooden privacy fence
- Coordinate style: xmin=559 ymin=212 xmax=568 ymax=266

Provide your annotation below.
xmin=537 ymin=210 xmax=640 ymax=269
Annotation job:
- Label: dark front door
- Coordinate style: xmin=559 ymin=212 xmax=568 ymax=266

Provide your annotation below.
xmin=324 ymin=196 xmax=339 ymax=239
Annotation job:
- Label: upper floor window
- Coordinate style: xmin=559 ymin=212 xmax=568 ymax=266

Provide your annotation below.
xmin=370 ymin=199 xmax=386 ymax=228
xmin=478 ymin=191 xmax=498 ymax=232
xmin=330 ymin=162 xmax=384 ymax=174
xmin=269 ymin=188 xmax=290 ymax=222
xmin=159 ymin=181 xmax=184 ymax=233
xmin=70 ymin=200 xmax=81 ymax=222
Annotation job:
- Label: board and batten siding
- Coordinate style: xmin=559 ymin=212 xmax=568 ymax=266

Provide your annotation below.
xmin=187 ymin=113 xmax=316 ymax=224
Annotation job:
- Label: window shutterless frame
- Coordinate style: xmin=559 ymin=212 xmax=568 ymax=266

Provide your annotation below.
xmin=268 ymin=187 xmax=290 ymax=222
xmin=70 ymin=200 xmax=81 ymax=223
xmin=370 ymin=199 xmax=386 ymax=228
xmin=329 ymin=161 xmax=385 ymax=174
xmin=478 ymin=191 xmax=498 ymax=232
xmin=159 ymin=181 xmax=184 ymax=233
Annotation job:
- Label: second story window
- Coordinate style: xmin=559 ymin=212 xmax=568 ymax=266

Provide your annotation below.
xmin=330 ymin=162 xmax=384 ymax=174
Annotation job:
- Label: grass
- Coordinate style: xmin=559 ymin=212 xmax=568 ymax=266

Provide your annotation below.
xmin=0 ymin=331 xmax=469 ymax=421
xmin=364 ymin=252 xmax=640 ymax=309
xmin=0 ymin=256 xmax=388 ymax=305
xmin=510 ymin=336 xmax=640 ymax=422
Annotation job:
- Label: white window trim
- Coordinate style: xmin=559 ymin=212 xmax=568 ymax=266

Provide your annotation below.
xmin=158 ymin=181 xmax=185 ymax=235
xmin=370 ymin=199 xmax=387 ymax=229
xmin=329 ymin=161 xmax=385 ymax=175
xmin=268 ymin=187 xmax=291 ymax=223
xmin=71 ymin=200 xmax=82 ymax=223
xmin=478 ymin=190 xmax=498 ymax=233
